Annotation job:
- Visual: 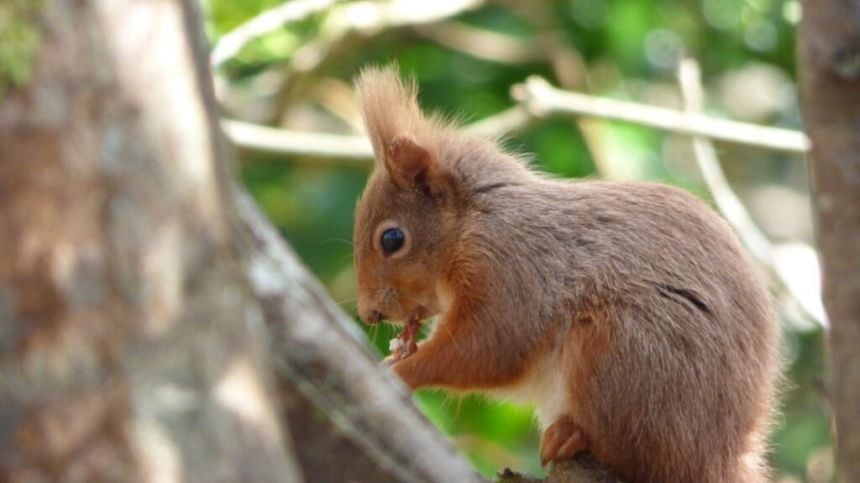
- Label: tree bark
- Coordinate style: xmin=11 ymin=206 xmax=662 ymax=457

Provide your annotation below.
xmin=799 ymin=2 xmax=860 ymax=481
xmin=0 ymin=0 xmax=617 ymax=481
xmin=0 ymin=0 xmax=301 ymax=480
xmin=0 ymin=0 xmax=484 ymax=481
xmin=235 ymin=189 xmax=482 ymax=482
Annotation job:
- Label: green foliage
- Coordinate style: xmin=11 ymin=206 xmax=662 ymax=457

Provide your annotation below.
xmin=773 ymin=330 xmax=832 ymax=477
xmin=0 ymin=0 xmax=823 ymax=478
xmin=0 ymin=0 xmax=46 ymax=99
xmin=206 ymin=0 xmax=827 ymax=479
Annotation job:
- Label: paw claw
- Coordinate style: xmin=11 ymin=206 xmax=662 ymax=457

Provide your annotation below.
xmin=540 ymin=419 xmax=589 ymax=467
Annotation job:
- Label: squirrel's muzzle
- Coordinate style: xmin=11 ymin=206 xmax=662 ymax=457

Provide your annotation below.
xmin=362 ymin=309 xmax=385 ymax=325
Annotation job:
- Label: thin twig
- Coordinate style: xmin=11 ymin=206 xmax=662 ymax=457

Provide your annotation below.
xmin=222 ymin=119 xmax=373 ymax=161
xmin=513 ymin=76 xmax=810 ymax=154
xmin=211 ymin=0 xmax=341 ymax=68
xmin=222 ymin=105 xmax=533 ymax=160
xmin=677 ymin=59 xmax=825 ymax=327
xmin=213 ymin=0 xmax=487 ymax=125
xmin=286 ymin=0 xmax=488 ymax=74
xmin=412 ymin=21 xmax=542 ymax=64
xmin=678 ymin=61 xmax=774 ymax=262
xmin=505 ymin=3 xmax=609 ymax=177
xmin=462 ymin=106 xmax=533 ymax=138
xmin=222 ymin=82 xmax=810 ymax=160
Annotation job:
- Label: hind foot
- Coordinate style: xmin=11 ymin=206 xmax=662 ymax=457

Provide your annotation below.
xmin=540 ymin=418 xmax=589 ymax=467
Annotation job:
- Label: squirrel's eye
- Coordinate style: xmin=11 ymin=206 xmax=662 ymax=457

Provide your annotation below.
xmin=380 ymin=228 xmax=405 ymax=255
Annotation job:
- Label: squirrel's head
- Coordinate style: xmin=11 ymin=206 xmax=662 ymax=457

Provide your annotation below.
xmin=352 ymin=66 xmax=466 ymax=326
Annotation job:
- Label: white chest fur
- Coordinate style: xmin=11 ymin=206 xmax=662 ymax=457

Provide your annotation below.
xmin=434 ymin=282 xmax=572 ymax=430
xmin=487 ymin=348 xmax=571 ymax=430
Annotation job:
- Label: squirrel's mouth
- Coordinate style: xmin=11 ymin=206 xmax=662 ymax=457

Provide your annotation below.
xmin=387 ymin=307 xmax=432 ymax=362
xmin=385 ymin=304 xmax=433 ymax=326
xmin=388 ymin=314 xmax=422 ymax=361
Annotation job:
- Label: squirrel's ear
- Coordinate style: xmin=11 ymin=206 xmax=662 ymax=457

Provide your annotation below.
xmin=355 ymin=65 xmax=449 ymax=195
xmin=385 ymin=136 xmax=434 ymax=189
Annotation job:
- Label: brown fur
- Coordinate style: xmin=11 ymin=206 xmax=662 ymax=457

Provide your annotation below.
xmin=353 ymin=66 xmax=781 ymax=483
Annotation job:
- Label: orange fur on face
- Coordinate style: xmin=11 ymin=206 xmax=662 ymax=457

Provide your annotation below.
xmin=353 ymin=66 xmax=781 ymax=483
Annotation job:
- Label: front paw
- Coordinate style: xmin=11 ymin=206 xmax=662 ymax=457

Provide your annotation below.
xmin=381 ymin=354 xmax=397 ymax=367
xmin=540 ymin=418 xmax=590 ymax=467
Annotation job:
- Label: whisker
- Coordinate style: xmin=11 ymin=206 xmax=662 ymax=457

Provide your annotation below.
xmin=454 ymin=393 xmax=464 ymax=418
xmin=321 ymin=238 xmax=355 ymax=247
xmin=369 ymin=324 xmax=379 ymax=345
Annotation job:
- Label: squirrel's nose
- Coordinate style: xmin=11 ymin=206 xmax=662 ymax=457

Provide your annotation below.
xmin=361 ymin=308 xmax=385 ymax=325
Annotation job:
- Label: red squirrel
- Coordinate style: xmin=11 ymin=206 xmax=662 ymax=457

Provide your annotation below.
xmin=352 ymin=66 xmax=781 ymax=483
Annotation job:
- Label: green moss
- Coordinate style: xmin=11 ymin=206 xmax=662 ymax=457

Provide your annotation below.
xmin=0 ymin=0 xmax=47 ymax=99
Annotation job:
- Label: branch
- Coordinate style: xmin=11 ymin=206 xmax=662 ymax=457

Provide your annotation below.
xmin=412 ymin=21 xmax=543 ymax=64
xmin=222 ymin=81 xmax=809 ymax=159
xmin=0 ymin=0 xmax=303 ymax=479
xmin=464 ymin=106 xmax=534 ymax=138
xmin=501 ymin=4 xmax=611 ymax=179
xmin=276 ymin=0 xmax=487 ymax=115
xmin=324 ymin=0 xmax=487 ymax=33
xmin=799 ymin=1 xmax=860 ymax=479
xmin=213 ymin=0 xmax=488 ymax=124
xmin=221 ymin=105 xmax=533 ymax=161
xmin=678 ymin=60 xmax=771 ymax=257
xmin=677 ymin=59 xmax=825 ymax=327
xmin=222 ymin=119 xmax=373 ymax=161
xmin=498 ymin=456 xmax=622 ymax=483
xmin=234 ymin=187 xmax=484 ymax=482
xmin=211 ymin=0 xmax=342 ymax=68
xmin=512 ymin=77 xmax=810 ymax=154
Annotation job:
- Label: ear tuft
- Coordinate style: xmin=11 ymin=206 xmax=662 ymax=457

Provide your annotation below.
xmin=355 ymin=65 xmax=444 ymax=185
xmin=355 ymin=65 xmax=421 ymax=158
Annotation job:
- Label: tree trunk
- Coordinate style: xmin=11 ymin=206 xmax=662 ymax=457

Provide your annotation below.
xmin=0 ymin=0 xmax=301 ymax=480
xmin=0 ymin=0 xmax=617 ymax=481
xmin=799 ymin=2 xmax=860 ymax=481
xmin=0 ymin=0 xmax=479 ymax=481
